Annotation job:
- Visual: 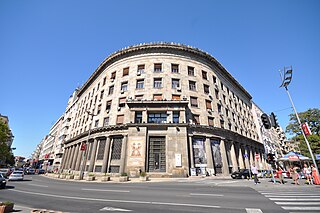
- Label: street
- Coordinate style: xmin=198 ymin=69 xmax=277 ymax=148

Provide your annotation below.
xmin=3 ymin=175 xmax=319 ymax=213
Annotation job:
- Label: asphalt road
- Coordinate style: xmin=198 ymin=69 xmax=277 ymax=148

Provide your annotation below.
xmin=0 ymin=175 xmax=288 ymax=213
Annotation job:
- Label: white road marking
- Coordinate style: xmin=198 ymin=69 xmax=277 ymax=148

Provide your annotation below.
xmin=261 ymin=192 xmax=320 ymax=196
xmin=245 ymin=208 xmax=263 ymax=213
xmin=269 ymin=198 xmax=320 ymax=201
xmin=100 ymin=207 xmax=132 ymax=211
xmin=190 ymin=193 xmax=224 ymax=197
xmin=27 ymin=184 xmax=48 ymax=188
xmin=282 ymin=206 xmax=320 ymax=210
xmin=266 ymin=195 xmax=320 ymax=198
xmin=82 ymin=188 xmax=130 ymax=193
xmin=215 ymin=180 xmax=240 ymax=185
xmin=275 ymin=202 xmax=320 ymax=205
xmin=9 ymin=189 xmax=221 ymax=209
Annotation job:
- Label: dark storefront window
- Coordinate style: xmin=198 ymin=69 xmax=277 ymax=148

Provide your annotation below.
xmin=210 ymin=139 xmax=222 ymax=174
xmin=111 ymin=137 xmax=123 ymax=160
xmin=135 ymin=111 xmax=143 ymax=123
xmin=148 ymin=112 xmax=167 ymax=123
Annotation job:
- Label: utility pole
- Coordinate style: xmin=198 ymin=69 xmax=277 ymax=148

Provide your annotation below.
xmin=279 ymin=66 xmax=319 ymax=175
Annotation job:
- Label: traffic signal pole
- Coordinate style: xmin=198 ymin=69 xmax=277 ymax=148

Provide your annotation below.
xmin=279 ymin=67 xmax=319 ymax=176
xmin=284 ymin=86 xmax=319 ymax=175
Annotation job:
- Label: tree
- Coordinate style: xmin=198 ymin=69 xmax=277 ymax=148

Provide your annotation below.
xmin=0 ymin=120 xmax=13 ymax=166
xmin=286 ymin=108 xmax=320 ymax=158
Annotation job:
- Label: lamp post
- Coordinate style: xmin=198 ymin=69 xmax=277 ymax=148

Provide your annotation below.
xmin=279 ymin=66 xmax=319 ymax=175
xmin=79 ymin=111 xmax=96 ymax=180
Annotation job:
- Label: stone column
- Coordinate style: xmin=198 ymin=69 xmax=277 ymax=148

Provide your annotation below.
xmin=68 ymin=145 xmax=76 ymax=170
xmin=75 ymin=143 xmax=82 ymax=171
xmin=88 ymin=138 xmax=98 ymax=172
xmin=120 ymin=135 xmax=128 ymax=174
xmin=188 ymin=136 xmax=194 ymax=169
xmin=71 ymin=144 xmax=79 ymax=170
xmin=205 ymin=137 xmax=214 ymax=174
xmin=244 ymin=146 xmax=250 ymax=169
xmin=238 ymin=146 xmax=245 ymax=169
xmin=64 ymin=147 xmax=72 ymax=170
xmin=101 ymin=137 xmax=111 ymax=173
xmin=230 ymin=142 xmax=238 ymax=172
xmin=220 ymin=139 xmax=229 ymax=175
xmin=249 ymin=147 xmax=254 ymax=167
xmin=60 ymin=147 xmax=69 ymax=170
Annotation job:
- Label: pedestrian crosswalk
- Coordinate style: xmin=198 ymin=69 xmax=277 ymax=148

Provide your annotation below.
xmin=257 ymin=188 xmax=320 ymax=212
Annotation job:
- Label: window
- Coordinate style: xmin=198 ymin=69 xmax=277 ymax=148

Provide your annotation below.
xmin=190 ymin=96 xmax=198 ymax=107
xmin=106 ymin=100 xmax=112 ymax=111
xmin=97 ymin=139 xmax=106 ymax=160
xmin=202 ymin=70 xmax=207 ymax=80
xmin=172 ymin=79 xmax=180 ymax=89
xmin=205 ymin=100 xmax=212 ymax=110
xmin=97 ymin=104 xmax=101 ymax=114
xmin=137 ymin=64 xmax=145 ymax=74
xmin=103 ymin=117 xmax=109 ymax=126
xmin=225 ymin=108 xmax=229 ymax=117
xmin=116 ymin=115 xmax=124 ymax=124
xmin=97 ymin=83 xmax=100 ymax=91
xmin=123 ymin=67 xmax=129 ymax=76
xmin=135 ymin=94 xmax=143 ymax=100
xmin=208 ymin=117 xmax=214 ymax=126
xmin=153 ymin=94 xmax=162 ymax=100
xmin=111 ymin=137 xmax=123 ymax=159
xmin=121 ymin=82 xmax=128 ymax=92
xmin=108 ymin=85 xmax=114 ymax=95
xmin=154 ymin=78 xmax=162 ymax=88
xmin=118 ymin=97 xmax=126 ymax=107
xmin=188 ymin=66 xmax=195 ymax=76
xmin=215 ymin=89 xmax=219 ymax=99
xmin=228 ymin=123 xmax=232 ymax=130
xmin=189 ymin=81 xmax=196 ymax=91
xmin=154 ymin=63 xmax=162 ymax=72
xmin=217 ymin=104 xmax=222 ymax=113
xmin=148 ymin=112 xmax=167 ymax=123
xmin=172 ymin=94 xmax=180 ymax=100
xmin=111 ymin=71 xmax=116 ymax=79
xmin=103 ymin=77 xmax=106 ymax=86
xmin=220 ymin=82 xmax=224 ymax=90
xmin=171 ymin=64 xmax=179 ymax=73
xmin=213 ymin=76 xmax=217 ymax=84
xmin=94 ymin=119 xmax=99 ymax=127
xmin=100 ymin=90 xmax=104 ymax=100
xmin=136 ymin=79 xmax=144 ymax=89
xmin=204 ymin=84 xmax=210 ymax=94
xmin=193 ymin=115 xmax=200 ymax=124
xmin=135 ymin=111 xmax=142 ymax=123
xmin=173 ymin=111 xmax=179 ymax=123
xmin=220 ymin=120 xmax=224 ymax=129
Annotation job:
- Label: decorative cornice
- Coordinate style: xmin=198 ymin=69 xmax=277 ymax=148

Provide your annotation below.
xmin=77 ymin=42 xmax=252 ymax=99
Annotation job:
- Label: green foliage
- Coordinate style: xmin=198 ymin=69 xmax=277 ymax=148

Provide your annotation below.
xmin=0 ymin=120 xmax=13 ymax=165
xmin=140 ymin=171 xmax=147 ymax=177
xmin=121 ymin=172 xmax=128 ymax=176
xmin=285 ymin=108 xmax=320 ymax=158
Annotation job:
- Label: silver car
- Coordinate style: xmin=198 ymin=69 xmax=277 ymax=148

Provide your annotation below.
xmin=8 ymin=170 xmax=24 ymax=181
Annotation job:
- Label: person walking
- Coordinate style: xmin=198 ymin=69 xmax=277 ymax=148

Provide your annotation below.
xmin=289 ymin=165 xmax=299 ymax=185
xmin=311 ymin=164 xmax=320 ymax=185
xmin=251 ymin=163 xmax=259 ymax=184
xmin=303 ymin=164 xmax=312 ymax=185
xmin=276 ymin=167 xmax=284 ymax=184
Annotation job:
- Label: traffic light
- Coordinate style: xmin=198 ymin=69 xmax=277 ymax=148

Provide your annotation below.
xmin=270 ymin=112 xmax=279 ymax=128
xmin=261 ymin=113 xmax=271 ymax=129
xmin=266 ymin=153 xmax=275 ymax=164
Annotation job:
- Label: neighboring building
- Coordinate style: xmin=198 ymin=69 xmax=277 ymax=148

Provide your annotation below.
xmin=14 ymin=156 xmax=25 ymax=168
xmin=57 ymin=42 xmax=266 ymax=177
xmin=31 ymin=138 xmax=45 ymax=169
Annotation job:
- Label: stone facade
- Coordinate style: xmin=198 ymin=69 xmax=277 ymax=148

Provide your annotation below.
xmin=55 ymin=43 xmax=267 ymax=177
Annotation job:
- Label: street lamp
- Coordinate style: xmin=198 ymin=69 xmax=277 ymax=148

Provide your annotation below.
xmin=279 ymin=66 xmax=319 ymax=175
xmin=79 ymin=110 xmax=96 ymax=180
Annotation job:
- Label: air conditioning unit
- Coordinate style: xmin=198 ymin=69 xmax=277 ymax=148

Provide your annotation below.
xmin=111 ymin=79 xmax=114 ymax=82
xmin=208 ymin=94 xmax=213 ymax=99
xmin=117 ymin=107 xmax=121 ymax=111
xmin=106 ymin=110 xmax=109 ymax=113
xmin=137 ymin=70 xmax=141 ymax=76
xmin=182 ymin=96 xmax=187 ymax=100
xmin=176 ymin=87 xmax=181 ymax=92
xmin=121 ymin=90 xmax=124 ymax=94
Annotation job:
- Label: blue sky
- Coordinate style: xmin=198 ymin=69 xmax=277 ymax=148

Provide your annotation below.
xmin=1 ymin=0 xmax=319 ymax=158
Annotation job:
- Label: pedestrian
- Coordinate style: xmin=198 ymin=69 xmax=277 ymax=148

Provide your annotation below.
xmin=311 ymin=164 xmax=320 ymax=185
xmin=276 ymin=167 xmax=284 ymax=184
xmin=251 ymin=163 xmax=259 ymax=184
xmin=292 ymin=165 xmax=300 ymax=185
xmin=303 ymin=164 xmax=312 ymax=185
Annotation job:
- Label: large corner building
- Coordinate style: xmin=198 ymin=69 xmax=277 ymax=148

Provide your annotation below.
xmin=58 ymin=43 xmax=267 ymax=177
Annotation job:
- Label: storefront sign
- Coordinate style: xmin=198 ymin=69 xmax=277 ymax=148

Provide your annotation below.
xmin=175 ymin=153 xmax=182 ymax=167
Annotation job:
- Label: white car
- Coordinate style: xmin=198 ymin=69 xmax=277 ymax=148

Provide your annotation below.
xmin=8 ymin=171 xmax=24 ymax=181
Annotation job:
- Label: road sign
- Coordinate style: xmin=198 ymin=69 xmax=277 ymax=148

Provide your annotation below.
xmin=255 ymin=154 xmax=260 ymax=160
xmin=80 ymin=142 xmax=86 ymax=151
xmin=243 ymin=154 xmax=248 ymax=159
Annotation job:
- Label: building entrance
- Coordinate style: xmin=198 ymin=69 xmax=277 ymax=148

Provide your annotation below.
xmin=148 ymin=136 xmax=166 ymax=172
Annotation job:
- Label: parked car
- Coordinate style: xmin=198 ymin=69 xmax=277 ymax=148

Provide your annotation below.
xmin=0 ymin=173 xmax=6 ymax=189
xmin=37 ymin=169 xmax=46 ymax=174
xmin=231 ymin=169 xmax=250 ymax=179
xmin=0 ymin=168 xmax=12 ymax=178
xmin=26 ymin=168 xmax=35 ymax=175
xmin=8 ymin=170 xmax=24 ymax=181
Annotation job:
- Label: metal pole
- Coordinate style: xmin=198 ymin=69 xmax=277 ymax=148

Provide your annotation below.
xmin=260 ymin=125 xmax=276 ymax=183
xmin=285 ymin=87 xmax=319 ymax=175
